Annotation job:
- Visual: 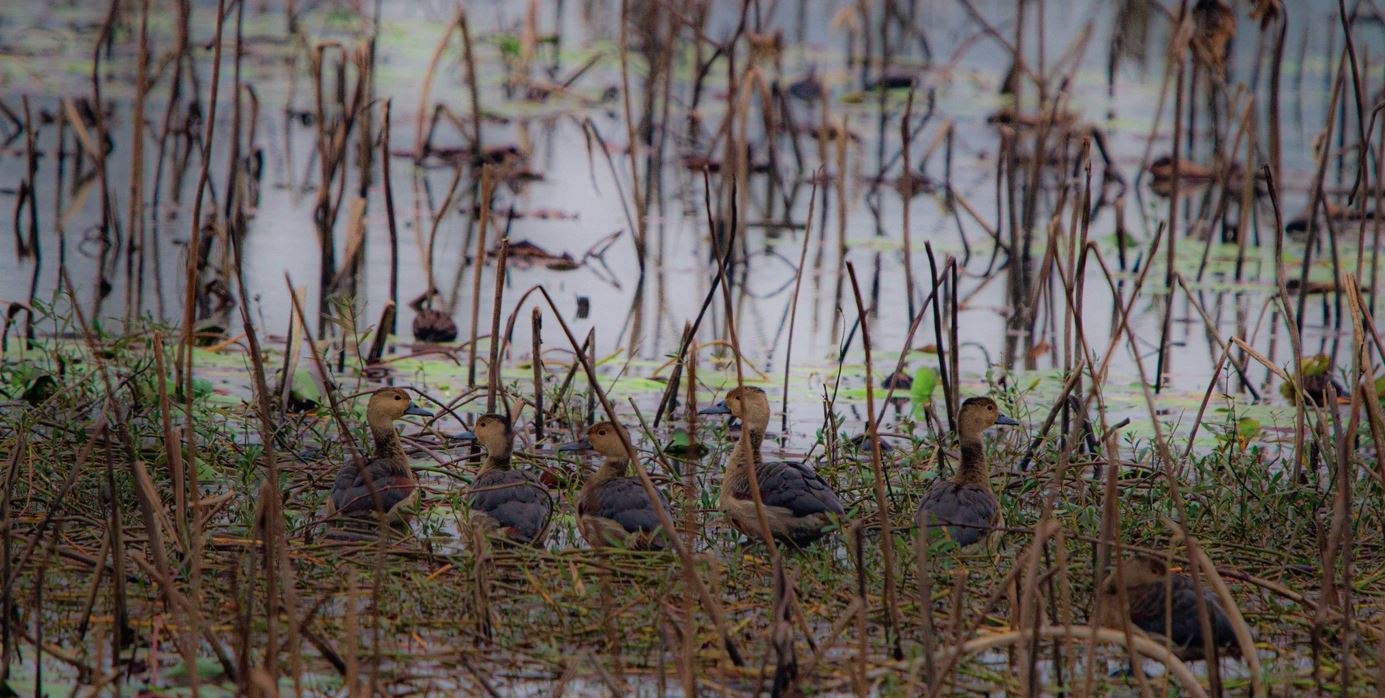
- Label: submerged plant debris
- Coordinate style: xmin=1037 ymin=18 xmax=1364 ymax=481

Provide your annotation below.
xmin=1 ymin=0 xmax=1383 ymax=695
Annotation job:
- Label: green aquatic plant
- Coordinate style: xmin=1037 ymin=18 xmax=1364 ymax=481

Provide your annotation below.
xmin=909 ymin=365 xmax=938 ymax=420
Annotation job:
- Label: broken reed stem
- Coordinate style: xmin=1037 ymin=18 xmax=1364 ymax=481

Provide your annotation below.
xmin=380 ymin=99 xmax=399 ymax=334
xmin=486 ymin=239 xmax=510 ymax=413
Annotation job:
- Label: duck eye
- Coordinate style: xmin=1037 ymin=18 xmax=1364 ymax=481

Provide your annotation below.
xmin=394 ymin=394 xmax=402 ymax=401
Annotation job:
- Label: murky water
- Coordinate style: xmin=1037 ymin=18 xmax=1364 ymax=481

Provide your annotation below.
xmin=0 ymin=0 xmax=1365 ymax=441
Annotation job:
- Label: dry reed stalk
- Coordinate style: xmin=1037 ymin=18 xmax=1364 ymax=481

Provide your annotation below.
xmin=69 ymin=275 xmax=238 ymax=681
xmin=533 ymin=286 xmax=744 ymax=666
xmin=421 ymin=161 xmax=465 ymax=303
xmin=380 ymin=100 xmax=400 ymax=333
xmin=175 ymin=0 xmax=228 ymax=604
xmin=1263 ymin=169 xmax=1308 ymax=481
xmin=710 ymin=182 xmax=783 ymax=564
xmin=845 ymin=262 xmax=902 ymax=660
xmin=459 ymin=11 xmax=483 ymax=161
xmin=934 ymin=625 xmax=1209 ymax=698
xmin=124 ymin=0 xmax=150 ymax=320
xmin=781 ymin=177 xmax=818 ymax=431
xmin=282 ymin=276 xmax=376 ymax=522
xmin=618 ymin=0 xmax=648 ymax=267
xmin=1154 ymin=1 xmax=1190 ymax=393
xmin=0 ymin=431 xmax=21 ymax=684
xmin=1296 ymin=48 xmax=1349 ymax=337
xmin=925 ymin=242 xmax=954 ymax=431
xmin=901 ymin=88 xmax=918 ymax=320
xmin=679 ymin=324 xmax=698 ymax=696
xmin=531 ymin=307 xmax=544 ymax=443
xmin=413 ymin=9 xmax=463 ymax=159
xmin=151 ymin=332 xmax=188 ymax=548
xmin=468 ymin=166 xmax=494 ymax=387
xmin=651 ymin=172 xmax=742 ymax=428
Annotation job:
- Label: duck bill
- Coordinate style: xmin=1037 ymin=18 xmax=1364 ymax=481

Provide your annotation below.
xmin=404 ymin=404 xmax=434 ymax=417
xmin=995 ymin=414 xmax=1020 ymax=426
xmin=698 ymin=402 xmax=731 ymax=416
xmin=456 ymin=430 xmax=477 ymax=442
xmin=558 ymin=439 xmax=593 ymax=452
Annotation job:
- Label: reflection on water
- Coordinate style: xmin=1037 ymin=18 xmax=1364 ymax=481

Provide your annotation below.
xmin=0 ymin=0 xmax=1361 ymax=427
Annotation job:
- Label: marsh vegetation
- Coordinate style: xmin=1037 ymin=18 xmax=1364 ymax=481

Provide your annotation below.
xmin=1 ymin=0 xmax=1383 ymax=694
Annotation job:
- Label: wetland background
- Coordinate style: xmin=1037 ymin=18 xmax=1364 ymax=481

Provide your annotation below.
xmin=1 ymin=0 xmax=1384 ymax=694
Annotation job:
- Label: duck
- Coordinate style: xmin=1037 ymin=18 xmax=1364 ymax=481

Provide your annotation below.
xmin=1097 ymin=556 xmax=1240 ymax=661
xmin=915 ymin=396 xmax=1018 ymax=549
xmin=327 ymin=387 xmax=433 ymax=523
xmin=409 ymin=289 xmax=457 ymax=342
xmin=412 ymin=308 xmax=457 ymax=343
xmin=458 ymin=413 xmax=552 ymax=545
xmin=560 ymin=422 xmax=670 ymax=550
xmin=699 ymin=386 xmax=845 ymax=547
xmin=1279 ymin=354 xmax=1346 ymax=406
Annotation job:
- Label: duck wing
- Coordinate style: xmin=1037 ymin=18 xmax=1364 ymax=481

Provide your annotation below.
xmin=330 ymin=459 xmax=417 ymax=517
xmin=469 ymin=469 xmax=552 ymax=544
xmin=1128 ymin=574 xmax=1238 ymax=657
xmin=736 ymin=461 xmax=846 ymax=518
xmin=915 ymin=481 xmax=998 ymax=547
xmin=580 ymin=477 xmax=670 ymax=539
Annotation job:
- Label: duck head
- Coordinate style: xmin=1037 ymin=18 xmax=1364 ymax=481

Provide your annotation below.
xmin=559 ymin=421 xmax=630 ymax=459
xmin=1102 ymin=556 xmax=1169 ymax=593
xmin=699 ymin=386 xmax=771 ymax=433
xmin=459 ymin=413 xmax=514 ymax=455
xmin=366 ymin=387 xmax=433 ymax=428
xmin=957 ymin=396 xmax=1018 ymax=438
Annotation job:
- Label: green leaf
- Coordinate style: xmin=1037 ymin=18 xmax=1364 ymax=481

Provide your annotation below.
xmin=664 ymin=428 xmax=708 ymax=456
xmin=1236 ymin=417 xmax=1261 ymax=441
xmin=1301 ymin=354 xmax=1331 ymax=377
xmin=497 ymin=35 xmax=522 ymax=59
xmin=166 ymin=656 xmax=230 ymax=683
xmin=910 ymin=366 xmax=938 ymax=420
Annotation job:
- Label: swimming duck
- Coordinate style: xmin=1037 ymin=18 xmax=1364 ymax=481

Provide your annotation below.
xmin=409 ymin=289 xmax=457 ymax=342
xmin=412 ymin=308 xmax=457 ymax=343
xmin=1279 ymin=354 xmax=1345 ymax=406
xmin=327 ymin=387 xmax=433 ymax=523
xmin=560 ymin=422 xmax=670 ymax=550
xmin=458 ymin=414 xmax=552 ymax=545
xmin=915 ymin=396 xmax=1017 ymax=549
xmin=1098 ymin=556 xmax=1239 ymax=661
xmin=700 ymin=386 xmax=845 ymax=547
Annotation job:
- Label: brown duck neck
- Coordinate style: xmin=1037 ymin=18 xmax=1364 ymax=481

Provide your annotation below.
xmin=591 ymin=455 xmax=629 ymax=485
xmin=479 ymin=443 xmax=513 ymax=473
xmin=368 ymin=419 xmax=410 ymax=476
xmin=730 ymin=428 xmax=764 ymax=474
xmin=955 ymin=431 xmax=989 ymax=487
